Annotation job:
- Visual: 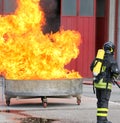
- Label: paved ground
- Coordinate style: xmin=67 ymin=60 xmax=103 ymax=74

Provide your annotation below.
xmin=0 ymin=78 xmax=120 ymax=123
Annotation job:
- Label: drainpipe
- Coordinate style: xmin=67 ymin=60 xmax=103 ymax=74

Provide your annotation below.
xmin=108 ymin=0 xmax=116 ymax=43
xmin=117 ymin=0 xmax=120 ymax=68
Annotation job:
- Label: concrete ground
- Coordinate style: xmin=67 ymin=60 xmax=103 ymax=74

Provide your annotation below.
xmin=0 ymin=78 xmax=120 ymax=123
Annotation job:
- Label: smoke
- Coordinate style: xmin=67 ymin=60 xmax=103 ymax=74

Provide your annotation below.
xmin=40 ymin=0 xmax=60 ymax=33
xmin=40 ymin=0 xmax=58 ymax=17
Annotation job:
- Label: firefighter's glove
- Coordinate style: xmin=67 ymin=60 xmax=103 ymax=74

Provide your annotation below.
xmin=93 ymin=76 xmax=99 ymax=83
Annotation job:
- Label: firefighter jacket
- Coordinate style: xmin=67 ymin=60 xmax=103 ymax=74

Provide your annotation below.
xmin=91 ymin=53 xmax=120 ymax=90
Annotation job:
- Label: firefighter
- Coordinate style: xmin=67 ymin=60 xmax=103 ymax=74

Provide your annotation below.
xmin=90 ymin=41 xmax=120 ymax=123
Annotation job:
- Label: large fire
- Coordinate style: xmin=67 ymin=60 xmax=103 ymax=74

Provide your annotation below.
xmin=0 ymin=0 xmax=82 ymax=80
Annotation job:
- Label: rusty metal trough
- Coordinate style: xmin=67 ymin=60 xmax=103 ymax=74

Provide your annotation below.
xmin=3 ymin=78 xmax=83 ymax=107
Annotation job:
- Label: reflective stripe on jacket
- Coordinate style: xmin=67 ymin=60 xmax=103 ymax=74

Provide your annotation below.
xmin=94 ymin=78 xmax=112 ymax=90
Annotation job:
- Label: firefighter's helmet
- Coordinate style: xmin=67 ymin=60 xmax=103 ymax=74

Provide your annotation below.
xmin=103 ymin=41 xmax=115 ymax=54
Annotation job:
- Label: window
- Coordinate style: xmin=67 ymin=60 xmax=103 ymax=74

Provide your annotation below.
xmin=62 ymin=0 xmax=76 ymax=16
xmin=4 ymin=0 xmax=17 ymax=14
xmin=96 ymin=0 xmax=105 ymax=17
xmin=80 ymin=0 xmax=94 ymax=16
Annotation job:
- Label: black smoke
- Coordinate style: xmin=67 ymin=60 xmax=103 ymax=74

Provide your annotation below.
xmin=40 ymin=0 xmax=60 ymax=34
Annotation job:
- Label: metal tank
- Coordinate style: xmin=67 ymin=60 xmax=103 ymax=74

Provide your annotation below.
xmin=2 ymin=78 xmax=83 ymax=107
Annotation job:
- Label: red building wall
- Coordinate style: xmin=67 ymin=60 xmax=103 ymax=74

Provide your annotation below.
xmin=61 ymin=0 xmax=96 ymax=77
xmin=61 ymin=17 xmax=95 ymax=77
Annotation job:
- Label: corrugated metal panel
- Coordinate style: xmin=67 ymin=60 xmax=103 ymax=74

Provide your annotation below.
xmin=61 ymin=17 xmax=95 ymax=77
xmin=96 ymin=17 xmax=106 ymax=50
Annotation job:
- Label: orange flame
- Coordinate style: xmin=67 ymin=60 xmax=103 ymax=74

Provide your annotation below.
xmin=0 ymin=0 xmax=82 ymax=80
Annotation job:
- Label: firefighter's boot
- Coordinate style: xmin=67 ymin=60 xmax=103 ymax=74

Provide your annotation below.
xmin=97 ymin=117 xmax=112 ymax=123
xmin=106 ymin=121 xmax=112 ymax=123
xmin=97 ymin=121 xmax=112 ymax=123
xmin=97 ymin=120 xmax=112 ymax=123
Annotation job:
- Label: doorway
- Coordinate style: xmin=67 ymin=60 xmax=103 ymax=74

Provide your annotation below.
xmin=96 ymin=0 xmax=109 ymax=53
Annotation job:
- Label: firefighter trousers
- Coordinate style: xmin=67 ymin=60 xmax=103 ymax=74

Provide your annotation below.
xmin=96 ymin=88 xmax=111 ymax=122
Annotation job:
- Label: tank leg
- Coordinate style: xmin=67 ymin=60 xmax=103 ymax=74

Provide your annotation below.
xmin=76 ymin=95 xmax=81 ymax=105
xmin=41 ymin=96 xmax=47 ymax=108
xmin=5 ymin=96 xmax=11 ymax=106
